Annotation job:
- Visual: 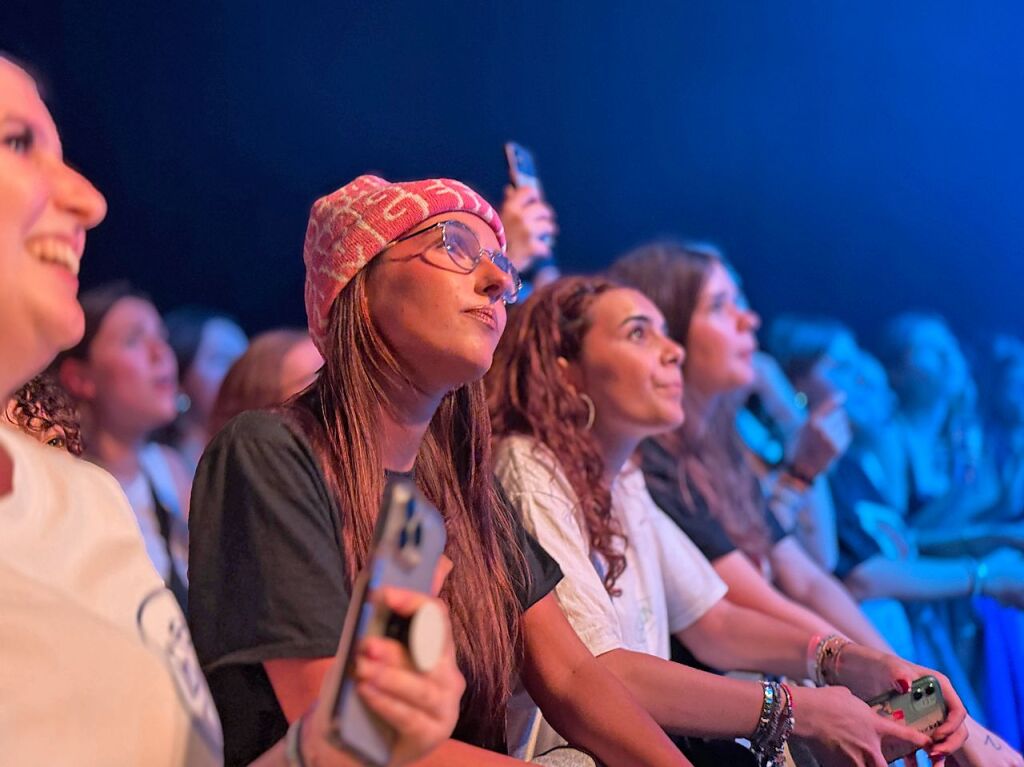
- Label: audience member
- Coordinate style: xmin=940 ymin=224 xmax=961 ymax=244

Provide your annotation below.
xmin=609 ymin=242 xmax=887 ymax=650
xmin=208 ymin=328 xmax=322 ymax=436
xmin=162 ymin=307 xmax=249 ymax=474
xmin=0 ymin=56 xmax=465 ymax=767
xmin=771 ymin=314 xmax=1024 ymax=763
xmin=56 ymin=282 xmax=192 ymax=607
xmin=487 ymin=275 xmax=958 ymax=766
xmin=4 ymin=372 xmax=82 ymax=455
xmin=187 ymin=175 xmax=690 ymax=767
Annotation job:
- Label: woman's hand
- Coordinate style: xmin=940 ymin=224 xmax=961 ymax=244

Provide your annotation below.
xmin=306 ymin=588 xmax=465 ymax=767
xmin=792 ymin=685 xmax=932 ymax=766
xmin=832 ymin=646 xmax=968 ymax=761
xmin=500 ymin=185 xmax=557 ymax=273
xmin=951 ymin=716 xmax=1024 ymax=767
xmin=788 ymin=394 xmax=851 ymax=481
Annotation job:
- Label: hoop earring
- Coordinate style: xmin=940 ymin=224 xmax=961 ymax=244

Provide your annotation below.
xmin=580 ymin=393 xmax=596 ymax=431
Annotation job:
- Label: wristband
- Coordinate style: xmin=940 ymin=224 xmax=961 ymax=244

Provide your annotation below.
xmin=286 ymin=713 xmax=310 ymax=767
xmin=973 ymin=559 xmax=990 ymax=597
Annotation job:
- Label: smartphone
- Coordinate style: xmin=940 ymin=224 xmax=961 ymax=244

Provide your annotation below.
xmin=869 ymin=675 xmax=946 ymax=762
xmin=328 ymin=477 xmax=447 ymax=767
xmin=505 ymin=141 xmax=543 ymax=194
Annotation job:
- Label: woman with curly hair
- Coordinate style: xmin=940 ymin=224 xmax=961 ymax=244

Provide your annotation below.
xmin=4 ymin=372 xmax=82 ymax=454
xmin=487 ymin=275 xmax=963 ymax=766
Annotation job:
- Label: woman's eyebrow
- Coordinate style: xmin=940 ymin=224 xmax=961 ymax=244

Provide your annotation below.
xmin=617 ymin=314 xmax=654 ymax=328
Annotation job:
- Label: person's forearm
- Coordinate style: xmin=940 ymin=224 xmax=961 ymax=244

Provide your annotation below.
xmin=521 ymin=595 xmax=690 ymax=767
xmin=679 ymin=602 xmax=809 ymax=679
xmin=408 ymin=740 xmax=528 ymax=766
xmin=781 ymin=568 xmax=890 ymax=650
xmin=845 ymin=556 xmax=974 ymax=602
xmin=770 ymin=539 xmax=891 ymax=651
xmin=525 ymin=652 xmax=690 ymax=767
xmin=598 ymin=648 xmax=761 ymax=740
xmin=917 ymin=523 xmax=1022 ymax=558
xmin=714 ymin=550 xmax=837 ymax=639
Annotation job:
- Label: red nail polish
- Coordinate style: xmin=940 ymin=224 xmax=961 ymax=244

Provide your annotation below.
xmin=897 ymin=679 xmax=911 ymax=693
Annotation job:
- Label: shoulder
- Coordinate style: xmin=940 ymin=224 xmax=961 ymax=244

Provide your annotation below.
xmin=615 ymin=462 xmax=659 ymax=513
xmin=202 ymin=410 xmax=318 ymax=470
xmin=494 ymin=435 xmax=574 ymax=500
xmin=216 ymin=409 xmax=308 ymax=447
xmin=3 ymin=427 xmax=125 ymax=501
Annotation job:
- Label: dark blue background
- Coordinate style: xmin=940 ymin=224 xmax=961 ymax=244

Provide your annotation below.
xmin=6 ymin=2 xmax=1023 ymax=346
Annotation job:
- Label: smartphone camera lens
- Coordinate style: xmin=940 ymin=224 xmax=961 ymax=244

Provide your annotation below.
xmin=925 ymin=683 xmax=935 ymax=695
xmin=913 ymin=689 xmax=924 ymax=701
xmin=405 ymin=499 xmax=416 ymax=520
xmin=413 ymin=522 xmax=423 ymax=547
xmin=398 ymin=526 xmax=408 ymax=549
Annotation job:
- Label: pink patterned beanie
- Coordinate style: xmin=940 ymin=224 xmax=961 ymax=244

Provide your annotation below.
xmin=303 ymin=174 xmax=505 ymax=356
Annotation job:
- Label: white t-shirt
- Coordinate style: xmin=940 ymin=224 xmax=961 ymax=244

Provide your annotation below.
xmin=0 ymin=426 xmax=222 ymax=766
xmin=118 ymin=442 xmax=189 ymax=586
xmin=495 ymin=434 xmax=728 ymax=759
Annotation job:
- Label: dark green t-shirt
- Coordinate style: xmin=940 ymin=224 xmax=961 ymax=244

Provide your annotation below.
xmin=187 ymin=409 xmax=562 ymax=766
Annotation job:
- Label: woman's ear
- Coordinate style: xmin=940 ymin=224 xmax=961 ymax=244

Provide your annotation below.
xmin=57 ymin=358 xmax=97 ymax=402
xmin=556 ymin=355 xmax=585 ymax=394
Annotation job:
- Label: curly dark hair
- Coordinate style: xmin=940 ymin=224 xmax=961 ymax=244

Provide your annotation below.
xmin=487 ymin=275 xmax=629 ymax=595
xmin=5 ymin=374 xmax=83 ymax=456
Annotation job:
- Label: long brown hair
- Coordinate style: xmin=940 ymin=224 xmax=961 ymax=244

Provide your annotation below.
xmin=487 ymin=276 xmax=628 ymax=594
xmin=609 ymin=242 xmax=773 ymax=561
xmin=284 ymin=266 xmax=527 ymax=743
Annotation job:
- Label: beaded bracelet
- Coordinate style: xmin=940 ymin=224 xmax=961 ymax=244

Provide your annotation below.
xmin=750 ymin=680 xmax=794 ymax=767
xmin=813 ymin=634 xmax=852 ymax=686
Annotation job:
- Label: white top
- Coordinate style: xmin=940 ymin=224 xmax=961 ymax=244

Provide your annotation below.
xmin=117 ymin=442 xmax=189 ymax=586
xmin=495 ymin=434 xmax=728 ymax=759
xmin=0 ymin=426 xmax=222 ymax=766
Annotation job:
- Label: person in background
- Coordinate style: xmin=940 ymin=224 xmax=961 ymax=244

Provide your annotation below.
xmin=500 ymin=184 xmax=559 ymax=299
xmin=188 ymin=174 xmax=691 ymax=767
xmin=976 ymin=335 xmax=1024 ymax=524
xmin=208 ymin=328 xmax=322 ymax=437
xmin=876 ymin=313 xmax=1024 ymax=750
xmin=0 ymin=52 xmax=465 ymax=767
xmin=487 ymin=275 xmax=959 ymax=766
xmin=609 ymin=241 xmax=888 ymax=651
xmin=56 ymin=282 xmax=192 ymax=608
xmin=4 ymin=372 xmax=82 ymax=455
xmin=162 ymin=307 xmax=248 ymax=474
xmin=770 ymin=314 xmax=1024 ymax=765
xmin=739 ymin=349 xmax=848 ymax=571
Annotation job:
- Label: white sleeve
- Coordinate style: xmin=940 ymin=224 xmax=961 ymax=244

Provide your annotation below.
xmin=648 ymin=500 xmax=728 ymax=634
xmin=496 ymin=444 xmax=626 ymax=658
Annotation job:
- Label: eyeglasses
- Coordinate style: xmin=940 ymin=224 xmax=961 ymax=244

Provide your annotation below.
xmin=385 ymin=219 xmax=522 ymax=304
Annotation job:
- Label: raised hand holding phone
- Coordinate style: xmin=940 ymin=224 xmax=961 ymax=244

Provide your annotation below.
xmin=502 ymin=142 xmax=559 ymax=280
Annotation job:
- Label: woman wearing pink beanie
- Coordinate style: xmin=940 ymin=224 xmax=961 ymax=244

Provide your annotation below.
xmin=188 ymin=174 xmax=690 ymax=766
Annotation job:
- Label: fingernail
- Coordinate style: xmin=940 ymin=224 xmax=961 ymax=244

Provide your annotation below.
xmin=897 ymin=678 xmax=911 ymax=693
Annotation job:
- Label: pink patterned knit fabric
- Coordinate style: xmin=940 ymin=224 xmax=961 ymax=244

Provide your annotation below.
xmin=303 ymin=175 xmax=505 ymax=355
